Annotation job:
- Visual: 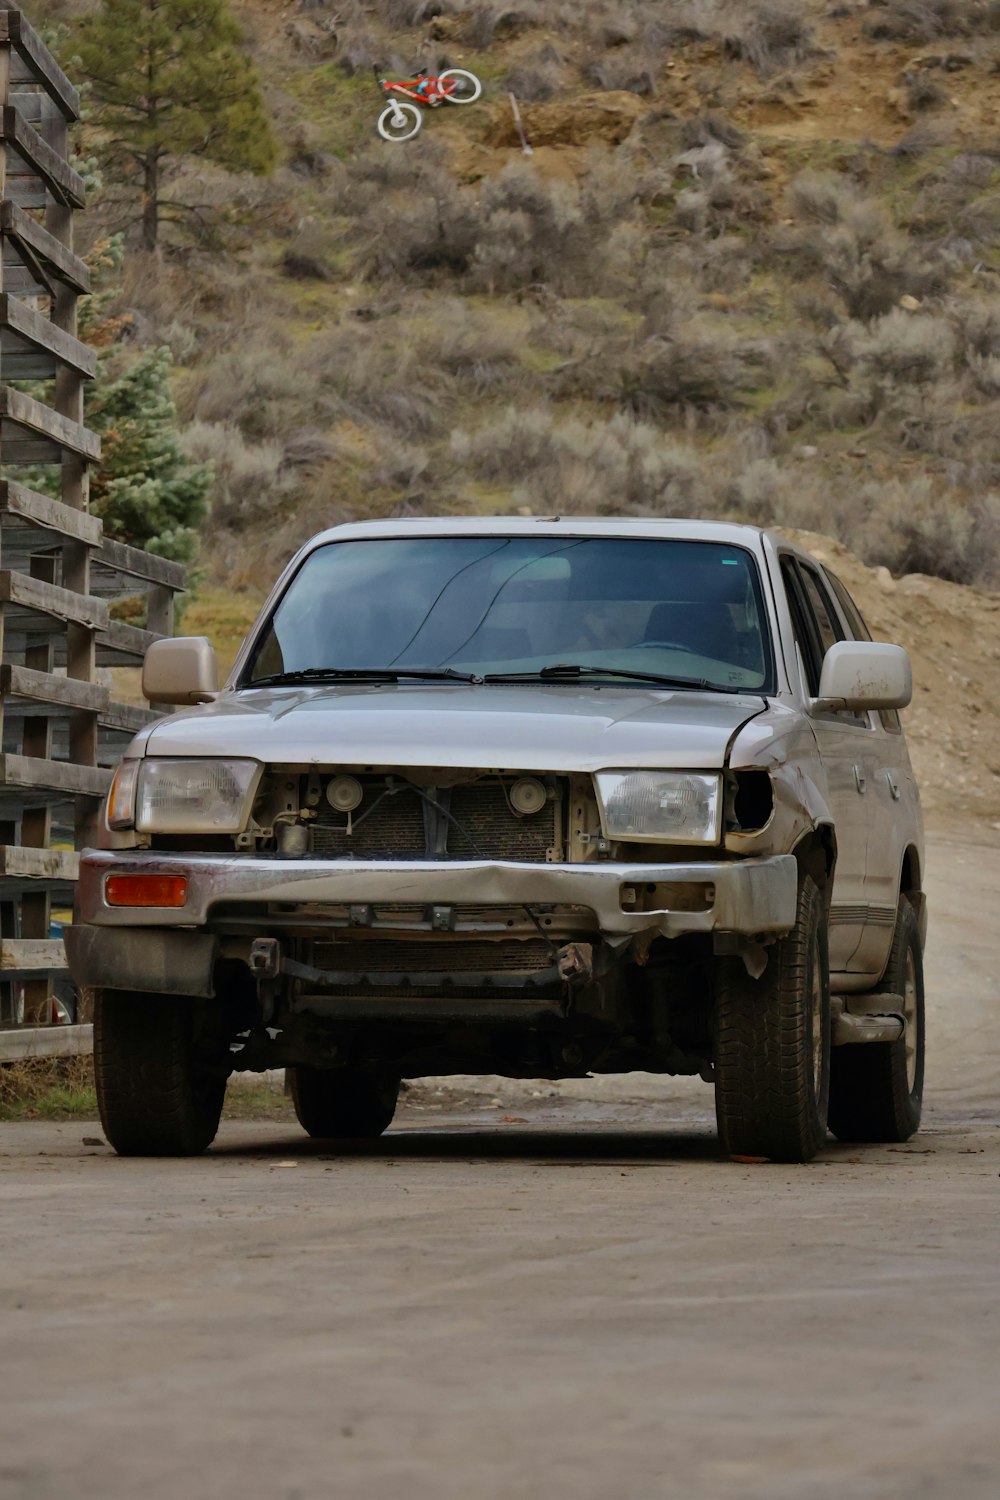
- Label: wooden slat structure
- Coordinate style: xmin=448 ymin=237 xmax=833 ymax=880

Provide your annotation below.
xmin=0 ymin=8 xmax=185 ymax=1049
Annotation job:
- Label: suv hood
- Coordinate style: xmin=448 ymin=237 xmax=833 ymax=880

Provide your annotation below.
xmin=139 ymin=684 xmax=767 ymax=773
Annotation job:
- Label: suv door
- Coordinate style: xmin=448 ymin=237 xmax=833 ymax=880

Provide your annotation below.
xmin=824 ymin=567 xmax=912 ymax=979
xmin=779 ymin=556 xmax=873 ymax=974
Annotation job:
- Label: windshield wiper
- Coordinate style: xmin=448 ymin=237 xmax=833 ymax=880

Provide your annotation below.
xmin=246 ymin=666 xmax=481 ymax=688
xmin=483 ymin=663 xmax=736 ymax=692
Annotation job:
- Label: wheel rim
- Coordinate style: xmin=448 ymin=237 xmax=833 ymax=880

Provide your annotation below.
xmin=381 ymin=106 xmax=419 ymax=140
xmin=902 ymin=947 xmax=918 ymax=1092
xmin=811 ymin=931 xmax=824 ymax=1098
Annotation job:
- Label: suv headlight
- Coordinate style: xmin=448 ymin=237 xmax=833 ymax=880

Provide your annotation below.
xmin=119 ymin=758 xmax=263 ymax=834
xmin=595 ymin=771 xmax=722 ymax=845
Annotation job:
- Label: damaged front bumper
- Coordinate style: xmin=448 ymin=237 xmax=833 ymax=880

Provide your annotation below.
xmin=67 ymin=849 xmax=799 ymax=997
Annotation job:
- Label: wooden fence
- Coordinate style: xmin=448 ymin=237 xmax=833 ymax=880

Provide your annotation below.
xmin=0 ymin=8 xmax=183 ymax=1059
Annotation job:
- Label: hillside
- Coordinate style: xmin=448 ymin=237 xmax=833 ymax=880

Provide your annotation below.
xmin=49 ymin=0 xmax=999 ymax=585
xmin=48 ymin=0 xmax=1000 ymax=821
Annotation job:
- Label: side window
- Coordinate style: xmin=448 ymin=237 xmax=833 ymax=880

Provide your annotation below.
xmin=826 ymin=569 xmax=902 ymax=734
xmin=779 ymin=558 xmax=823 ymax=695
xmin=798 ymin=564 xmax=845 ymax=658
xmin=824 ymin=570 xmax=871 ymax=642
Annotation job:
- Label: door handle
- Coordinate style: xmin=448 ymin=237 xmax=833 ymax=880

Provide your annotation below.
xmin=854 ymin=764 xmax=866 ymax=794
xmin=885 ymin=770 xmax=901 ymax=801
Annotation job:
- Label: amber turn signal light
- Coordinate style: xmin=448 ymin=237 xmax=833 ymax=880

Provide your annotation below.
xmin=105 ymin=874 xmax=189 ymax=908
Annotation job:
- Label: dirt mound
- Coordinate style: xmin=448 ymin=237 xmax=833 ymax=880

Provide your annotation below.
xmin=485 ymin=91 xmax=647 ymax=151
xmin=785 ymin=531 xmax=1000 ymax=827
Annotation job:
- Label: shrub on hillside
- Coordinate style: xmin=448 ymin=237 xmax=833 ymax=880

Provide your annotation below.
xmin=469 ymin=165 xmax=586 ymax=292
xmin=505 ymin=49 xmax=567 ymax=101
xmin=449 ymin=407 xmax=708 ymax=514
xmin=584 ymin=50 xmax=657 ymax=95
xmin=778 ymin=172 xmax=943 ymax=319
xmin=462 ymin=3 xmax=543 ymax=47
xmin=190 ymin=344 xmax=338 ymax=439
xmin=557 ymin=309 xmax=773 ymax=419
xmin=182 ymin=422 xmax=289 ymax=528
xmin=864 ymin=0 xmax=1000 ymax=41
xmin=721 ymin=2 xmax=816 ymax=73
xmin=857 ymin=478 xmax=1000 ymax=586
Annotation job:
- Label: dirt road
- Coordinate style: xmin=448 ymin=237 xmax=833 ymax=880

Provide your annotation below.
xmin=2 ymin=830 xmax=998 ymax=1500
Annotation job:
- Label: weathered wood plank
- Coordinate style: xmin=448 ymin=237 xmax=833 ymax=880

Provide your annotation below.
xmin=0 ymin=569 xmax=109 ymax=630
xmin=96 ymin=619 xmax=157 ymax=666
xmin=0 ymin=937 xmax=66 ymax=972
xmin=0 ymin=753 xmax=111 ymax=799
xmin=0 ymin=1023 xmax=92 ymax=1060
xmin=0 ymin=663 xmax=108 ymax=713
xmin=0 ymin=108 xmax=86 ymax=208
xmin=0 ymin=480 xmax=102 ymax=545
xmin=0 ymin=12 xmax=81 ymax=120
xmin=0 ymin=200 xmax=90 ymax=291
xmin=0 ymin=844 xmax=80 ymax=883
xmin=101 ymin=700 xmax=158 ymax=733
xmin=94 ymin=536 xmax=186 ymax=594
xmin=0 ymin=385 xmax=100 ymax=462
xmin=0 ymin=294 xmax=97 ymax=378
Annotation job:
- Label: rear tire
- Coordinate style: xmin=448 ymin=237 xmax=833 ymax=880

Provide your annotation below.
xmin=438 ymin=68 xmax=482 ymax=103
xmin=828 ymin=897 xmax=924 ymax=1143
xmin=94 ymin=990 xmax=226 ymax=1157
xmin=289 ymin=1066 xmax=400 ymax=1139
xmin=714 ymin=876 xmax=831 ymax=1163
xmin=377 ymin=102 xmax=422 ymax=141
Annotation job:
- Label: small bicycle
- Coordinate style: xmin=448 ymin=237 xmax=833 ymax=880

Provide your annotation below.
xmin=374 ymin=66 xmax=483 ymax=142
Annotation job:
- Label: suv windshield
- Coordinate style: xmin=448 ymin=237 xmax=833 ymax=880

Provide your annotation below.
xmin=244 ymin=536 xmax=774 ymax=693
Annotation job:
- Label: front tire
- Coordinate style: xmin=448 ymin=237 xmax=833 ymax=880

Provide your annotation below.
xmin=289 ymin=1066 xmax=400 ymax=1139
xmin=438 ymin=68 xmax=482 ymax=103
xmin=94 ymin=990 xmax=226 ymax=1157
xmin=828 ymin=897 xmax=924 ymax=1143
xmin=715 ymin=876 xmax=831 ymax=1163
xmin=377 ymin=101 xmax=423 ymax=142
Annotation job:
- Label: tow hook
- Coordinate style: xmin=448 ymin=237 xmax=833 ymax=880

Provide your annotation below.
xmin=249 ymin=937 xmax=282 ymax=980
xmin=249 ymin=938 xmax=284 ymax=1022
xmin=557 ymin=942 xmax=594 ymax=984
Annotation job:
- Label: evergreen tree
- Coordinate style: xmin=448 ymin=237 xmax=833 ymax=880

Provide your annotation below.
xmin=72 ymin=0 xmax=276 ymax=249
xmin=88 ymin=346 xmax=211 ymax=564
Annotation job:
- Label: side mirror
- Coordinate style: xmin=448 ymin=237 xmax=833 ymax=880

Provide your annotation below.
xmin=142 ymin=636 xmax=219 ymax=705
xmin=812 ymin=641 xmax=912 ymax=714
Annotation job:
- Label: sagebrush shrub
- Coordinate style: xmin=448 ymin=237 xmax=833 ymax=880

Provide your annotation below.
xmin=182 ymin=421 xmax=288 ymax=528
xmin=853 ymin=478 xmax=1000 ymax=586
xmin=450 ymin=407 xmax=709 ymax=514
xmin=780 ymin=172 xmax=943 ymax=318
xmin=864 ymin=0 xmax=1000 ymax=41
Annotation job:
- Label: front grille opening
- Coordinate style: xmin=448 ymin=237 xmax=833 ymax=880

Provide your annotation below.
xmin=308 ymin=774 xmax=562 ymax=862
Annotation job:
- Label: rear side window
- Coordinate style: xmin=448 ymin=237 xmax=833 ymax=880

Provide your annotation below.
xmin=798 ymin=565 xmax=844 ymax=658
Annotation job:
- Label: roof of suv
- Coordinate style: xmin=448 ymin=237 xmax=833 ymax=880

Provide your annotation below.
xmin=303 ymin=516 xmax=778 ymax=550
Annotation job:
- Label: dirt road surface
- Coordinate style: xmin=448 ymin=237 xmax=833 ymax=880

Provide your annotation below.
xmin=2 ymin=829 xmax=998 ymax=1500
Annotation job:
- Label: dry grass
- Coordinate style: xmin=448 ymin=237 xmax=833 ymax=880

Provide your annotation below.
xmin=0 ymin=1057 xmax=97 ymax=1121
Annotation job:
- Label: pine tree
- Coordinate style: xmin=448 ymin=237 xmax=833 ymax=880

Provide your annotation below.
xmin=72 ymin=0 xmax=276 ymax=250
xmin=88 ymin=345 xmax=211 ymax=564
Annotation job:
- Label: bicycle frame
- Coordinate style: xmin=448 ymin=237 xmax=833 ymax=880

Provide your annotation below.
xmin=377 ymin=74 xmax=458 ymax=107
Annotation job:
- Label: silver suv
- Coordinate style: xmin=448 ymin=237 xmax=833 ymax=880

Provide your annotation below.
xmin=68 ymin=519 xmax=925 ymax=1162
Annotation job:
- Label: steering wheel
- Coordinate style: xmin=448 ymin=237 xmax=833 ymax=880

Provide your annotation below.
xmin=633 ymin=639 xmax=701 ymax=655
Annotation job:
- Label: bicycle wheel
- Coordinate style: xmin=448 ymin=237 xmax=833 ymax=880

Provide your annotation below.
xmin=377 ymin=101 xmax=423 ymax=142
xmin=438 ymin=68 xmax=482 ymax=103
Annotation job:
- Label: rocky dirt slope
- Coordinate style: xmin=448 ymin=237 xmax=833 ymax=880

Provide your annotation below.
xmin=784 ymin=530 xmax=1000 ymax=823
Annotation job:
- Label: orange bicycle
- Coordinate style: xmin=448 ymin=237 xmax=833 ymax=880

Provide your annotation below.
xmin=374 ymin=66 xmax=483 ymax=142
